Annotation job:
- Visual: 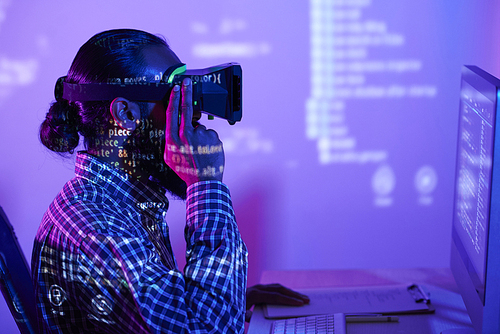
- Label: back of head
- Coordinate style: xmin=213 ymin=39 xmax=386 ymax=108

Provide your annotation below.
xmin=39 ymin=29 xmax=168 ymax=154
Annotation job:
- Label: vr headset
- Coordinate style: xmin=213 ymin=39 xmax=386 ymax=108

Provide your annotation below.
xmin=55 ymin=63 xmax=242 ymax=125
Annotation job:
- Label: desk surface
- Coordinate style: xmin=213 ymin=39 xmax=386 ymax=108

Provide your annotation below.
xmin=247 ymin=268 xmax=474 ymax=334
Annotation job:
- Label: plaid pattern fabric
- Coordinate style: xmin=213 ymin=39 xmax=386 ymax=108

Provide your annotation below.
xmin=31 ymin=152 xmax=248 ymax=333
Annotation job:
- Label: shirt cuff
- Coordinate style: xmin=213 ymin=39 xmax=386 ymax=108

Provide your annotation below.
xmin=186 ymin=181 xmax=234 ymax=222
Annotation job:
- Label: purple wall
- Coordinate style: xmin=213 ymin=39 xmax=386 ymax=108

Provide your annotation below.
xmin=1 ymin=1 xmax=499 ymax=332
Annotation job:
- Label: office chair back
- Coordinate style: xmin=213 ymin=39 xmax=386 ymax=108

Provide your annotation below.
xmin=0 ymin=206 xmax=39 ymax=334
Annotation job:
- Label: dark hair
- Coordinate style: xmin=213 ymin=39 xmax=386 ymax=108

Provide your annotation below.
xmin=40 ymin=29 xmax=168 ymax=154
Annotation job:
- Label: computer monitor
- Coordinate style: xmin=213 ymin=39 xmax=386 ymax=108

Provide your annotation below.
xmin=450 ymin=65 xmax=500 ymax=333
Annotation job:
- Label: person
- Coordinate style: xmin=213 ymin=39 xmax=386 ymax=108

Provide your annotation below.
xmin=32 ymin=29 xmax=308 ymax=334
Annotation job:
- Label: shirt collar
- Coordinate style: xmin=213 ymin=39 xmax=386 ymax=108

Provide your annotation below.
xmin=74 ymin=152 xmax=169 ymax=214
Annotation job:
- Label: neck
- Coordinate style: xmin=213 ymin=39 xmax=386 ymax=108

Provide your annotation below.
xmin=88 ymin=130 xmax=150 ymax=181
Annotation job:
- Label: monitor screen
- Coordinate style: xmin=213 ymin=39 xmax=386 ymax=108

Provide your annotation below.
xmin=452 ymin=77 xmax=495 ymax=303
xmin=450 ymin=65 xmax=500 ymax=333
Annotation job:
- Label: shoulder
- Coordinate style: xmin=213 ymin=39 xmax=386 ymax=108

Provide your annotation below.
xmin=42 ymin=177 xmax=143 ymax=246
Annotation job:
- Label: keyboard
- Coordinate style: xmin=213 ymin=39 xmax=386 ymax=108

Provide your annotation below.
xmin=270 ymin=313 xmax=346 ymax=334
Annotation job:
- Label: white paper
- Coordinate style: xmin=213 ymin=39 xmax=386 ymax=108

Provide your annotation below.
xmin=264 ymin=284 xmax=430 ymax=319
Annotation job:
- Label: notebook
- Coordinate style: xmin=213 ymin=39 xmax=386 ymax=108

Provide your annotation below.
xmin=264 ymin=284 xmax=433 ymax=319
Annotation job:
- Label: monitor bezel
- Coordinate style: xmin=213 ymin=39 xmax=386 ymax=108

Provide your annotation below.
xmin=450 ymin=65 xmax=500 ymax=334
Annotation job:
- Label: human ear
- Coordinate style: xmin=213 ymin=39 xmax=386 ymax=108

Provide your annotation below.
xmin=110 ymin=97 xmax=141 ymax=131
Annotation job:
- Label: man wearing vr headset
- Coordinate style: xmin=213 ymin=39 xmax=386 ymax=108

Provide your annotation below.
xmin=32 ymin=29 xmax=308 ymax=333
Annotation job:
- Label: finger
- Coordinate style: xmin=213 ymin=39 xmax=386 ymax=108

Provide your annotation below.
xmin=256 ymin=284 xmax=310 ymax=304
xmin=180 ymin=77 xmax=194 ymax=138
xmin=166 ymin=85 xmax=181 ymax=141
xmin=260 ymin=284 xmax=309 ymax=299
xmin=246 ymin=287 xmax=308 ymax=308
xmin=257 ymin=292 xmax=306 ymax=306
xmin=273 ymin=294 xmax=307 ymax=306
xmin=279 ymin=288 xmax=309 ymax=303
xmin=245 ymin=309 xmax=253 ymax=322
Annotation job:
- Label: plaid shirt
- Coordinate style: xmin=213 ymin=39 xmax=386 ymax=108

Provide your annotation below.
xmin=31 ymin=152 xmax=248 ymax=333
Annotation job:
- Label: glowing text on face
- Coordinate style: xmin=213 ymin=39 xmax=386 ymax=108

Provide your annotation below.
xmin=109 ymin=128 xmax=132 ymax=137
xmin=166 ymin=143 xmax=224 ymax=180
xmin=200 ymin=73 xmax=221 ymax=84
xmin=174 ymin=164 xmax=224 ymax=178
xmin=86 ymin=117 xmax=167 ymax=177
xmin=166 ymin=144 xmax=223 ymax=155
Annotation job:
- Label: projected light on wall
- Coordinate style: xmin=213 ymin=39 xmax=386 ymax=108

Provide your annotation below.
xmin=306 ymin=0 xmax=437 ymax=167
xmin=190 ymin=19 xmax=271 ymax=59
xmin=0 ymin=1 xmax=40 ymax=106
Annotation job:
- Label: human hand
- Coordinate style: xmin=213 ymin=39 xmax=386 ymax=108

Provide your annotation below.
xmin=245 ymin=284 xmax=310 ymax=322
xmin=164 ymin=78 xmax=225 ymax=186
xmin=246 ymin=283 xmax=310 ymax=309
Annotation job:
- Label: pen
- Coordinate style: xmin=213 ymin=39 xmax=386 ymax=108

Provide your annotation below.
xmin=346 ymin=315 xmax=399 ymax=323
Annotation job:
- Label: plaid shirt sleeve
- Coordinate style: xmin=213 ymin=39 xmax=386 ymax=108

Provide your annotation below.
xmin=183 ymin=181 xmax=248 ymax=332
xmin=133 ymin=180 xmax=248 ymax=333
xmin=32 ymin=178 xmax=248 ymax=334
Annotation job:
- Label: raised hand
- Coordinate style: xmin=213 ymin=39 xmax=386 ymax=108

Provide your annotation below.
xmin=164 ymin=78 xmax=225 ymax=186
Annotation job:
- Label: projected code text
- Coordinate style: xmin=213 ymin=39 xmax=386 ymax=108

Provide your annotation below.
xmin=456 ymin=92 xmax=492 ymax=261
